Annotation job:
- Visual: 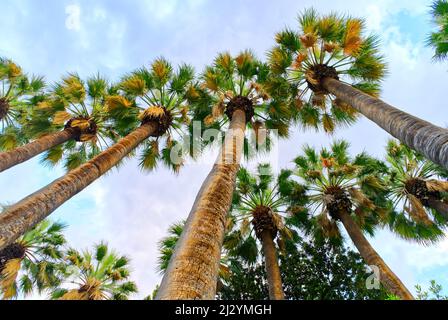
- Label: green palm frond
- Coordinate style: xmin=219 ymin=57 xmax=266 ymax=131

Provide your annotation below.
xmin=269 ymin=9 xmax=387 ymax=133
xmin=427 ymin=0 xmax=448 ymax=61
xmin=0 ymin=220 xmax=67 ymax=300
xmin=118 ymin=58 xmax=199 ymax=173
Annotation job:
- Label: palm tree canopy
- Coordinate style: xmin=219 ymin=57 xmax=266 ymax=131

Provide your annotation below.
xmin=293 ymin=140 xmax=389 ymax=246
xmin=35 ymin=73 xmax=130 ymax=171
xmin=0 ymin=220 xmax=67 ymax=300
xmin=193 ymin=50 xmax=295 ymax=156
xmin=52 ymin=242 xmax=137 ymax=300
xmin=269 ymin=8 xmax=387 ymax=133
xmin=383 ymin=140 xmax=448 ymax=243
xmin=427 ymin=0 xmax=448 ymax=61
xmin=117 ymin=58 xmax=200 ymax=173
xmin=224 ymin=164 xmax=307 ymax=264
xmin=0 ymin=57 xmax=46 ymax=150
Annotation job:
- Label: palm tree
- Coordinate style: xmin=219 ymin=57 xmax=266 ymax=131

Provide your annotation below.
xmin=157 ymin=50 xmax=292 ymax=300
xmin=0 ymin=73 xmax=126 ymax=173
xmin=384 ymin=140 xmax=448 ymax=242
xmin=0 ymin=219 xmax=67 ymax=300
xmin=293 ymin=140 xmax=414 ymax=300
xmin=224 ymin=164 xmax=306 ymax=300
xmin=0 ymin=59 xmax=198 ymax=251
xmin=156 ymin=221 xmax=231 ymax=294
xmin=52 ymin=242 xmax=137 ymax=300
xmin=0 ymin=57 xmax=45 ymax=151
xmin=427 ymin=0 xmax=448 ymax=61
xmin=270 ymin=9 xmax=448 ymax=169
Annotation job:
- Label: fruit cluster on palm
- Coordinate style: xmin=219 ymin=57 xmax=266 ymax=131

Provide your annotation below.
xmin=1 ymin=6 xmax=448 ymax=301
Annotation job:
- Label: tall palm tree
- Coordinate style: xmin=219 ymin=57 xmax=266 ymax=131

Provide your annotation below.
xmin=0 ymin=58 xmax=46 ymax=151
xmin=293 ymin=140 xmax=414 ymax=300
xmin=52 ymin=242 xmax=137 ymax=300
xmin=0 ymin=59 xmax=198 ymax=251
xmin=224 ymin=164 xmax=306 ymax=300
xmin=0 ymin=219 xmax=67 ymax=300
xmin=157 ymin=50 xmax=292 ymax=300
xmin=427 ymin=0 xmax=448 ymax=61
xmin=270 ymin=9 xmax=448 ymax=169
xmin=0 ymin=73 xmax=126 ymax=173
xmin=384 ymin=140 xmax=448 ymax=242
xmin=156 ymin=221 xmax=231 ymax=294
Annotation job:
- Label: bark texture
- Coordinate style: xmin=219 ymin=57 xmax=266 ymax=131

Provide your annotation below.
xmin=156 ymin=110 xmax=247 ymax=300
xmin=427 ymin=199 xmax=448 ymax=220
xmin=260 ymin=230 xmax=285 ymax=300
xmin=0 ymin=123 xmax=157 ymax=251
xmin=0 ymin=129 xmax=75 ymax=173
xmin=338 ymin=210 xmax=414 ymax=300
xmin=323 ymin=78 xmax=448 ymax=170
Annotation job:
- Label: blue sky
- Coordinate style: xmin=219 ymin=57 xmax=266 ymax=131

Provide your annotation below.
xmin=1 ymin=0 xmax=447 ymax=299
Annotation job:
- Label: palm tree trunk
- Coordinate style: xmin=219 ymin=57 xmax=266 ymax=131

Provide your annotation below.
xmin=260 ymin=230 xmax=285 ymax=300
xmin=322 ymin=77 xmax=448 ymax=170
xmin=156 ymin=110 xmax=246 ymax=300
xmin=0 ymin=129 xmax=76 ymax=173
xmin=338 ymin=210 xmax=414 ymax=300
xmin=427 ymin=198 xmax=448 ymax=219
xmin=0 ymin=123 xmax=158 ymax=251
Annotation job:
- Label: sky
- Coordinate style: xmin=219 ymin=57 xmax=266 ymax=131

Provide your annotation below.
xmin=0 ymin=0 xmax=447 ymax=299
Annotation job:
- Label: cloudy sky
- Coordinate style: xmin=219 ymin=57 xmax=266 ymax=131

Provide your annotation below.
xmin=1 ymin=0 xmax=447 ymax=299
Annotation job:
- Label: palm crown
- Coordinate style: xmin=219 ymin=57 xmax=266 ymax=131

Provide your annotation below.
xmin=384 ymin=140 xmax=448 ymax=243
xmin=224 ymin=164 xmax=306 ymax=263
xmin=0 ymin=58 xmax=46 ymax=150
xmin=36 ymin=74 xmax=126 ymax=171
xmin=0 ymin=220 xmax=67 ymax=299
xmin=294 ymin=141 xmax=388 ymax=245
xmin=269 ymin=8 xmax=387 ymax=133
xmin=53 ymin=242 xmax=137 ymax=300
xmin=197 ymin=50 xmax=293 ymax=143
xmin=118 ymin=58 xmax=198 ymax=173
xmin=427 ymin=0 xmax=448 ymax=61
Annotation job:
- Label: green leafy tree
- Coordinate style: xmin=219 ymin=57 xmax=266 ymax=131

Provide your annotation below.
xmin=427 ymin=0 xmax=448 ymax=61
xmin=0 ymin=220 xmax=67 ymax=300
xmin=52 ymin=242 xmax=137 ymax=300
xmin=270 ymin=8 xmax=448 ymax=170
xmin=218 ymin=240 xmax=389 ymax=300
xmin=293 ymin=140 xmax=414 ymax=299
xmin=416 ymin=280 xmax=448 ymax=300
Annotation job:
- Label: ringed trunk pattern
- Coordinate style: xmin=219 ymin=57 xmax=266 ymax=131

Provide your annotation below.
xmin=0 ymin=123 xmax=158 ymax=251
xmin=260 ymin=230 xmax=285 ymax=300
xmin=338 ymin=210 xmax=414 ymax=300
xmin=156 ymin=110 xmax=247 ymax=300
xmin=0 ymin=129 xmax=76 ymax=173
xmin=323 ymin=78 xmax=448 ymax=170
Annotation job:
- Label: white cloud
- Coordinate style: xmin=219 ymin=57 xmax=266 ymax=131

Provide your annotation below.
xmin=65 ymin=4 xmax=81 ymax=31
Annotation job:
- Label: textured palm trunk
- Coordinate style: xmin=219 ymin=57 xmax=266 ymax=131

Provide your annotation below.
xmin=156 ymin=110 xmax=246 ymax=300
xmin=0 ymin=129 xmax=76 ymax=173
xmin=260 ymin=230 xmax=285 ymax=300
xmin=427 ymin=199 xmax=448 ymax=219
xmin=338 ymin=210 xmax=414 ymax=300
xmin=323 ymin=78 xmax=448 ymax=170
xmin=0 ymin=123 xmax=157 ymax=251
